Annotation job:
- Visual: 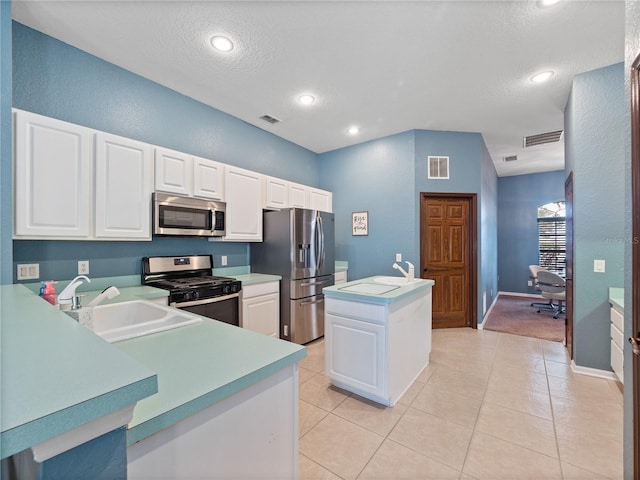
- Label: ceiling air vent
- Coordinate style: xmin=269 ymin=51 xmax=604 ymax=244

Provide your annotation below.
xmin=259 ymin=114 xmax=281 ymax=125
xmin=523 ymin=130 xmax=563 ymax=148
xmin=503 ymin=155 xmax=518 ymax=162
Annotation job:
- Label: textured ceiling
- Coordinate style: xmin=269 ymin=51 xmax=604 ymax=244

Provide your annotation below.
xmin=12 ymin=1 xmax=625 ymax=177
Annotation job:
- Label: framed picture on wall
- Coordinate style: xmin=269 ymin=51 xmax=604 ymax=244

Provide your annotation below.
xmin=352 ymin=211 xmax=368 ymax=236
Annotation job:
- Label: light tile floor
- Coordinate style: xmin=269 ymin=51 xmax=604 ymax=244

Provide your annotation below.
xmin=298 ymin=328 xmax=623 ymax=480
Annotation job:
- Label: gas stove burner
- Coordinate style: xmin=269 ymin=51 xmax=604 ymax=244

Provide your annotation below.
xmin=142 ymin=255 xmax=242 ymax=303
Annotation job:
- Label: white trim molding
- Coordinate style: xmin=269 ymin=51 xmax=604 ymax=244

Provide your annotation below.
xmin=570 ymin=360 xmax=618 ymax=381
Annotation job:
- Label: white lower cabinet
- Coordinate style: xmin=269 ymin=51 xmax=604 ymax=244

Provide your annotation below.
xmin=325 ymin=288 xmax=432 ymax=406
xmin=242 ymin=281 xmax=280 ymax=337
xmin=127 ymin=365 xmax=297 ymax=479
xmin=326 ymin=314 xmax=386 ymax=397
xmin=610 ymin=305 xmax=624 ymax=383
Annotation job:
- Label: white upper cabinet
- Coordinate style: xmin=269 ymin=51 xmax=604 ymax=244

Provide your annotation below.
xmin=309 ymin=187 xmax=332 ymax=213
xmin=14 ymin=110 xmax=93 ymax=238
xmin=193 ymin=155 xmax=224 ymax=200
xmin=222 ymin=166 xmax=263 ymax=242
xmin=155 ymin=149 xmax=224 ymax=200
xmin=263 ymin=177 xmax=332 ymax=212
xmin=263 ymin=176 xmax=289 ymax=210
xmin=289 ymin=182 xmax=309 ymax=209
xmin=154 ymin=147 xmax=193 ymax=196
xmin=14 ymin=109 xmax=154 ymax=241
xmin=94 ymin=132 xmax=153 ymax=239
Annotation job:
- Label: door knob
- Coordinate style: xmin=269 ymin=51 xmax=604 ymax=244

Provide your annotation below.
xmin=629 ymin=336 xmax=640 ymax=356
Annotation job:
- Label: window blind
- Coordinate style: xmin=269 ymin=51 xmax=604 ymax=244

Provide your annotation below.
xmin=538 ymin=217 xmax=566 ymax=275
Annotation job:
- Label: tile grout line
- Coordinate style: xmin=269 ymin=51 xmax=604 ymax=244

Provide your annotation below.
xmin=456 ymin=330 xmax=502 ymax=477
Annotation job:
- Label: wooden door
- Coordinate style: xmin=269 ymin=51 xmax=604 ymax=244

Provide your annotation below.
xmin=564 ymin=172 xmax=574 ymax=359
xmin=630 ymin=51 xmax=640 ymax=480
xmin=420 ymin=193 xmax=477 ymax=328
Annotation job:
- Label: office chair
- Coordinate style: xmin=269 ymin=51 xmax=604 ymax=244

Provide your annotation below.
xmin=528 ymin=265 xmax=555 ymax=311
xmin=536 ymin=269 xmax=566 ymax=319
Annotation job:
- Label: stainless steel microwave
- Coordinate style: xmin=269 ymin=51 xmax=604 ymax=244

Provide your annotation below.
xmin=153 ymin=192 xmax=226 ymax=237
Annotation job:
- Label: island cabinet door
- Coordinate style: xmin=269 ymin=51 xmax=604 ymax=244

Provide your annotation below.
xmin=325 ymin=314 xmax=386 ymax=397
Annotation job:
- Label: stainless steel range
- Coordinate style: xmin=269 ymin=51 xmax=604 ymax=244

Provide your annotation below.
xmin=142 ymin=255 xmax=242 ymax=326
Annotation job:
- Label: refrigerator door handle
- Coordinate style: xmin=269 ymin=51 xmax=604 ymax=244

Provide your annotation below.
xmin=299 ymin=298 xmax=325 ymax=306
xmin=317 ymin=214 xmax=324 ymax=271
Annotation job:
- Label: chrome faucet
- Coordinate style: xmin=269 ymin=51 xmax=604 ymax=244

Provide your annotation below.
xmin=393 ymin=261 xmax=415 ymax=282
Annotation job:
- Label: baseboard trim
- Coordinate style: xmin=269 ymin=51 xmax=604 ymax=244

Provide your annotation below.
xmin=479 ymin=294 xmax=501 ymax=330
xmin=497 ymin=291 xmax=544 ymax=299
xmin=570 ymin=360 xmax=618 ymax=381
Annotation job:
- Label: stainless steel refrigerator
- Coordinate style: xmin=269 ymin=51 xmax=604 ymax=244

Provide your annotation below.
xmin=251 ymin=208 xmax=335 ymax=344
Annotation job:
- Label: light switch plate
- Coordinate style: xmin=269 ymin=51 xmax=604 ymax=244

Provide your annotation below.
xmin=221 ymin=255 xmax=228 ymax=266
xmin=395 ymin=253 xmax=402 ymax=262
xmin=594 ymin=259 xmax=606 ymax=273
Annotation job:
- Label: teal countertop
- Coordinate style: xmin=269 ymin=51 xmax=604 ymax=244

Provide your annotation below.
xmin=2 ymin=281 xmax=305 ymax=457
xmin=609 ymin=287 xmax=624 ymax=311
xmin=0 ymin=285 xmax=158 ymax=460
xmin=324 ymin=276 xmax=434 ymax=305
xmin=117 ymin=319 xmax=305 ymax=445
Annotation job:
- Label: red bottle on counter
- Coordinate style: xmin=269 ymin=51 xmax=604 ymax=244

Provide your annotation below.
xmin=42 ymin=281 xmax=57 ymax=306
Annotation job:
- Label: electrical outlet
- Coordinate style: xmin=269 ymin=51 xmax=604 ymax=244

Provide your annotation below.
xmin=78 ymin=260 xmax=90 ymax=275
xmin=528 ymin=280 xmax=533 ymax=287
xmin=17 ymin=263 xmax=39 ymax=280
xmin=594 ymin=259 xmax=606 ymax=273
xmin=395 ymin=253 xmax=402 ymax=262
xmin=221 ymin=255 xmax=228 ymax=266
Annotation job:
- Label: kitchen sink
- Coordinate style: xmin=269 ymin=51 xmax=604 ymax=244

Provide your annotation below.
xmin=373 ymin=276 xmax=420 ymax=286
xmin=92 ymin=300 xmax=201 ymax=343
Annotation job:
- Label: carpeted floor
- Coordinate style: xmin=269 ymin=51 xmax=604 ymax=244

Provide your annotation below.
xmin=482 ymin=295 xmax=565 ymax=343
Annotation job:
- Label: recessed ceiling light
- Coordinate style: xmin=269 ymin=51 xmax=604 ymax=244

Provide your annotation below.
xmin=210 ymin=35 xmax=234 ymax=52
xmin=298 ymin=95 xmax=315 ymax=105
xmin=539 ymin=0 xmax=560 ymax=6
xmin=530 ymin=71 xmax=554 ymax=83
xmin=348 ymin=126 xmax=360 ymax=135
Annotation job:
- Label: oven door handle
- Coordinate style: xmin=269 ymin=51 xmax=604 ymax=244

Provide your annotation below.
xmin=171 ymin=292 xmax=240 ymax=308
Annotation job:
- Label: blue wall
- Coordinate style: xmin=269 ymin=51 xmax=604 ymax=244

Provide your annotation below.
xmin=414 ymin=130 xmax=498 ymax=321
xmin=319 ymin=131 xmax=416 ymax=280
xmin=1 ymin=2 xmax=12 ymax=284
xmin=564 ymin=62 xmax=625 ymax=372
xmin=497 ymin=170 xmax=565 ymax=293
xmin=10 ymin=22 xmax=319 ymax=281
xmin=319 ymin=128 xmax=499 ymax=323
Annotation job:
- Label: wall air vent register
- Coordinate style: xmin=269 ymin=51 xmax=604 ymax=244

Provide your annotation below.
xmin=428 ymin=156 xmax=449 ymax=179
xmin=523 ymin=130 xmax=564 ymax=148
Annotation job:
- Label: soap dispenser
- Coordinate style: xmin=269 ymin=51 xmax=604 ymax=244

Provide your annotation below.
xmin=58 ymin=275 xmax=91 ymax=311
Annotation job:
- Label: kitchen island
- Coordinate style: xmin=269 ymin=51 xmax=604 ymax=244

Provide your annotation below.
xmin=323 ymin=276 xmax=434 ymax=406
xmin=1 ymin=282 xmax=305 ymax=479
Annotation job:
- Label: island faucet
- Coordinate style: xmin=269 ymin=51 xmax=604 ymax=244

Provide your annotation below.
xmin=393 ymin=261 xmax=415 ymax=281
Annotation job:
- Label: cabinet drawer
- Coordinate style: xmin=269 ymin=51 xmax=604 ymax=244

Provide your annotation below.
xmin=242 ymin=281 xmax=279 ymax=299
xmin=611 ymin=322 xmax=624 ymax=349
xmin=610 ymin=306 xmax=624 ymax=332
xmin=611 ymin=339 xmax=624 ymax=384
